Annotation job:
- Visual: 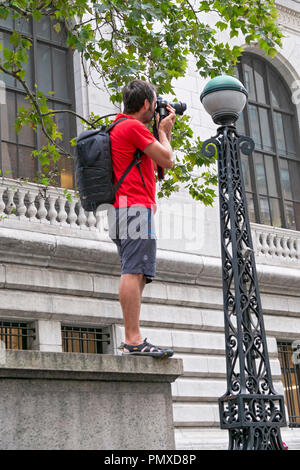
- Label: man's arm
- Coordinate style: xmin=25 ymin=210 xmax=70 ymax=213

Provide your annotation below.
xmin=143 ymin=105 xmax=176 ymax=169
xmin=143 ymin=139 xmax=173 ymax=169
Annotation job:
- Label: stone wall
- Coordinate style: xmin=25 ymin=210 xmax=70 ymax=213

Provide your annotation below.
xmin=1 ymin=197 xmax=300 ymax=448
xmin=0 ymin=350 xmax=182 ymax=450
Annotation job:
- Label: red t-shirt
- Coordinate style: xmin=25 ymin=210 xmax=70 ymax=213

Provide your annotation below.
xmin=110 ymin=113 xmax=157 ymax=209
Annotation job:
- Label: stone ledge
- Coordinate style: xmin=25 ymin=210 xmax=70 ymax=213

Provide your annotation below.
xmin=0 ymin=349 xmax=182 ymax=449
xmin=1 ymin=226 xmax=300 ymax=293
xmin=0 ymin=349 xmax=183 ymax=383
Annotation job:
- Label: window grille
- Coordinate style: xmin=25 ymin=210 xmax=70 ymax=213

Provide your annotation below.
xmin=0 ymin=320 xmax=35 ymax=350
xmin=277 ymin=341 xmax=300 ymax=427
xmin=61 ymin=326 xmax=110 ymax=354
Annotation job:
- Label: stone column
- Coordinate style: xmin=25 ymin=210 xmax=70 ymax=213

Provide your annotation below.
xmin=33 ymin=319 xmax=62 ymax=352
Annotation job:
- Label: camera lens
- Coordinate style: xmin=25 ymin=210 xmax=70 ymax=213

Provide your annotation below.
xmin=170 ymin=102 xmax=187 ymax=116
xmin=155 ymin=97 xmax=187 ymax=119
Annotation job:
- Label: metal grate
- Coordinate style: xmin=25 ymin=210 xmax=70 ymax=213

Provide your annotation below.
xmin=0 ymin=321 xmax=35 ymax=350
xmin=278 ymin=341 xmax=300 ymax=427
xmin=61 ymin=326 xmax=110 ymax=354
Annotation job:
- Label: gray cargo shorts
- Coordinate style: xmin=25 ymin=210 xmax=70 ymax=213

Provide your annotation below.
xmin=108 ymin=206 xmax=157 ymax=284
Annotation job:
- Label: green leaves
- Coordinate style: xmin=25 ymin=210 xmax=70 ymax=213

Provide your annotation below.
xmin=156 ymin=111 xmax=218 ymax=205
xmin=31 ymin=8 xmax=42 ymax=22
xmin=10 ymin=30 xmax=21 ymax=47
xmin=0 ymin=0 xmax=283 ymax=198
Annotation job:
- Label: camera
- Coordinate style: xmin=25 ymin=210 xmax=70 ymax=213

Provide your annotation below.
xmin=155 ymin=96 xmax=187 ymax=119
xmin=153 ymin=97 xmax=187 ymax=181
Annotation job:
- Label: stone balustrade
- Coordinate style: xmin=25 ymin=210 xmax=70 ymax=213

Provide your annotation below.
xmin=0 ymin=177 xmax=109 ymax=236
xmin=252 ymin=223 xmax=300 ymax=264
xmin=1 ymin=178 xmax=300 ymax=266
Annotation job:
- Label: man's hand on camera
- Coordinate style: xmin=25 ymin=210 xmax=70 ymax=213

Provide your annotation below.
xmin=144 ymin=105 xmax=176 ymax=169
xmin=157 ymin=105 xmax=176 ymax=141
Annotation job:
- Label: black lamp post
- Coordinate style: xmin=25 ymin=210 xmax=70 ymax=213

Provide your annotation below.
xmin=200 ymin=75 xmax=287 ymax=450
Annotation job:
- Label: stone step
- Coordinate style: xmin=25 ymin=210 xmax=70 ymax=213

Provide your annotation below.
xmin=175 ymin=427 xmax=228 ymax=450
xmin=1 ymin=285 xmax=300 ymax=346
xmin=174 ymin=353 xmax=282 ymax=378
xmin=173 ymin=402 xmax=220 ymax=427
xmin=172 ymin=377 xmax=284 ymax=401
xmin=4 ymin=263 xmax=300 ymax=317
xmin=113 ymin=325 xmax=279 ymax=356
xmin=175 ymin=426 xmax=299 ymax=451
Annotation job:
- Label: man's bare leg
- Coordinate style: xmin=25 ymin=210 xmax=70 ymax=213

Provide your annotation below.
xmin=119 ymin=273 xmax=146 ymax=346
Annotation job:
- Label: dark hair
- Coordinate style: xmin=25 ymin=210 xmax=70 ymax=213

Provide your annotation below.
xmin=122 ymin=80 xmax=157 ymax=114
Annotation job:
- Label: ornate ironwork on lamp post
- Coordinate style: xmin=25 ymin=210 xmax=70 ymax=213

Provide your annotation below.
xmin=200 ymin=75 xmax=286 ymax=450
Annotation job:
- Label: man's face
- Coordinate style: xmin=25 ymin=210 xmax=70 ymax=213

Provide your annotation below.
xmin=141 ymin=93 xmax=157 ymax=124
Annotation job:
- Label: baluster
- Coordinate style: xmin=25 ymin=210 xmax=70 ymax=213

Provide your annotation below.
xmin=251 ymin=227 xmax=258 ymax=255
xmin=68 ymin=198 xmax=78 ymax=228
xmin=260 ymin=232 xmax=269 ymax=256
xmin=48 ymin=194 xmax=58 ymax=225
xmin=95 ymin=208 xmax=109 ymax=237
xmin=77 ymin=202 xmax=87 ymax=229
xmin=274 ymin=235 xmax=283 ymax=258
xmin=27 ymin=190 xmax=38 ymax=221
xmin=37 ymin=193 xmax=48 ymax=224
xmin=95 ymin=207 xmax=103 ymax=231
xmin=0 ymin=186 xmax=5 ymax=219
xmin=16 ymin=188 xmax=27 ymax=220
xmin=258 ymin=233 xmax=264 ymax=256
xmin=102 ymin=211 xmax=109 ymax=232
xmin=288 ymin=237 xmax=297 ymax=260
xmin=57 ymin=195 xmax=68 ymax=226
xmin=87 ymin=210 xmax=96 ymax=230
xmin=296 ymin=238 xmax=300 ymax=261
xmin=6 ymin=187 xmax=16 ymax=218
xmin=281 ymin=237 xmax=289 ymax=258
xmin=266 ymin=233 xmax=276 ymax=257
xmin=254 ymin=231 xmax=262 ymax=256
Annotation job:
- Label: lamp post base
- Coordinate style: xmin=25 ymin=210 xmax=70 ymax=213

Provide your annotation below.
xmin=228 ymin=427 xmax=286 ymax=450
xmin=219 ymin=393 xmax=286 ymax=449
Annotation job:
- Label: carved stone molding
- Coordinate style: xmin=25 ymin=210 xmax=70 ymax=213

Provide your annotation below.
xmin=276 ymin=4 xmax=300 ymax=33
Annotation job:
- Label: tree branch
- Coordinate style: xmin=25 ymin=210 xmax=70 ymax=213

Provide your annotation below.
xmin=42 ymin=109 xmax=96 ymax=127
xmin=185 ymin=0 xmax=200 ymax=25
xmin=42 ymin=109 xmax=118 ymax=127
xmin=91 ymin=113 xmax=118 ymax=124
xmin=7 ymin=1 xmax=31 ymax=18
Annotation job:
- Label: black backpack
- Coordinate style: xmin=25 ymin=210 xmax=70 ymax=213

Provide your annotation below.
xmin=75 ymin=118 xmax=146 ymax=211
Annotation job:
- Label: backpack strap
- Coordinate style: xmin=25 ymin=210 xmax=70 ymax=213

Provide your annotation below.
xmin=106 ymin=117 xmax=129 ymax=132
xmin=108 ymin=118 xmax=147 ymax=193
xmin=113 ymin=149 xmax=145 ymax=194
xmin=134 ymin=149 xmax=146 ymax=188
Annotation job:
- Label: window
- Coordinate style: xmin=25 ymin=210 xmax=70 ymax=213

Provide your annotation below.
xmin=61 ymin=326 xmax=111 ymax=354
xmin=277 ymin=341 xmax=300 ymax=427
xmin=0 ymin=15 xmax=76 ymax=188
xmin=0 ymin=320 xmax=35 ymax=350
xmin=235 ymin=53 xmax=300 ymax=231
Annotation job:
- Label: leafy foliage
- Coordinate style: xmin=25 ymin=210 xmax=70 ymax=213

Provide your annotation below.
xmin=0 ymin=0 xmax=283 ymax=204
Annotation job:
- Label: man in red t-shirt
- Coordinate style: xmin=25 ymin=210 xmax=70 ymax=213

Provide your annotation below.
xmin=108 ymin=80 xmax=176 ymax=358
